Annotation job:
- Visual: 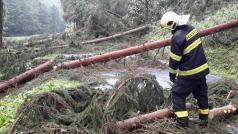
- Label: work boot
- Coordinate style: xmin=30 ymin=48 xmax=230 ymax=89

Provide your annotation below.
xmin=199 ymin=114 xmax=208 ymax=120
xmin=190 ymin=118 xmax=208 ymax=128
xmin=199 ymin=119 xmax=208 ymax=128
xmin=176 ymin=117 xmax=189 ymax=128
xmin=199 ymin=114 xmax=208 ymax=127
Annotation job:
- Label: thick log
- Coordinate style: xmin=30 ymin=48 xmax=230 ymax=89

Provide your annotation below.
xmin=57 ymin=38 xmax=171 ymax=69
xmin=57 ymin=19 xmax=238 ymax=69
xmin=81 ymin=26 xmax=149 ymax=45
xmin=0 ymin=60 xmax=53 ymax=92
xmin=23 ymin=37 xmax=53 ymax=47
xmin=116 ymin=103 xmax=192 ymax=130
xmin=199 ymin=20 xmax=238 ymax=37
xmin=47 ymin=45 xmax=69 ymax=50
xmin=208 ymin=105 xmax=237 ymax=119
xmin=117 ymin=104 xmax=237 ymax=130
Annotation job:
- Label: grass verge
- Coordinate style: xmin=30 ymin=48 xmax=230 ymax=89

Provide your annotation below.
xmin=206 ymin=45 xmax=238 ymax=80
xmin=0 ymin=78 xmax=79 ymax=133
xmin=4 ymin=36 xmax=32 ymax=42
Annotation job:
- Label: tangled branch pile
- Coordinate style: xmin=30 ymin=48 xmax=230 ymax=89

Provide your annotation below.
xmin=208 ymin=80 xmax=238 ymax=108
xmin=10 ymin=74 xmax=165 ymax=134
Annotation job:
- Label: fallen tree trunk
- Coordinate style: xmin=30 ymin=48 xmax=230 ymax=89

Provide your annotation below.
xmin=0 ymin=20 xmax=237 ymax=92
xmin=47 ymin=45 xmax=69 ymax=50
xmin=56 ymin=37 xmax=171 ymax=69
xmin=208 ymin=105 xmax=237 ymax=119
xmin=81 ymin=25 xmax=149 ymax=45
xmin=6 ymin=33 xmax=63 ymax=48
xmin=57 ymin=19 xmax=238 ymax=69
xmin=0 ymin=60 xmax=53 ymax=92
xmin=116 ymin=104 xmax=237 ymax=130
xmin=116 ymin=103 xmax=192 ymax=130
xmin=22 ymin=38 xmax=52 ymax=47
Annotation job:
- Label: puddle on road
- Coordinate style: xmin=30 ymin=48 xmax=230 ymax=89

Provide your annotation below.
xmin=95 ymin=67 xmax=221 ymax=90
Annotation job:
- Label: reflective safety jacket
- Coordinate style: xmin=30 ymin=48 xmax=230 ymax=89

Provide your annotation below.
xmin=169 ymin=24 xmax=209 ymax=79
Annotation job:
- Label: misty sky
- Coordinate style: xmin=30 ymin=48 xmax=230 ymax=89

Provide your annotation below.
xmin=39 ymin=0 xmax=64 ymax=19
xmin=39 ymin=0 xmax=62 ymax=8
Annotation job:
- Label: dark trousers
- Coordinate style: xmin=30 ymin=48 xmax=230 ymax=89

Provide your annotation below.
xmin=172 ymin=77 xmax=208 ymax=127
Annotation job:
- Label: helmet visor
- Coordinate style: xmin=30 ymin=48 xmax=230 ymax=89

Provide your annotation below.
xmin=160 ymin=21 xmax=176 ymax=30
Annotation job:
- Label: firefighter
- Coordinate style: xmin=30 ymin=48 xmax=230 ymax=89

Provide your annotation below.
xmin=160 ymin=11 xmax=209 ymax=127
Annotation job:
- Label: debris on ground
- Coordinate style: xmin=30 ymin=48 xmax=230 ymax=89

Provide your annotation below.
xmin=7 ymin=74 xmax=238 ymax=134
xmin=9 ymin=74 xmax=165 ymax=134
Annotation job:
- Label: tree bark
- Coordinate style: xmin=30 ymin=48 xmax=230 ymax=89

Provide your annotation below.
xmin=116 ymin=104 xmax=237 ymax=130
xmin=208 ymin=105 xmax=237 ymax=119
xmin=0 ymin=0 xmax=3 ymax=48
xmin=116 ymin=103 xmax=192 ymax=130
xmin=145 ymin=0 xmax=149 ymax=22
xmin=0 ymin=60 xmax=53 ymax=92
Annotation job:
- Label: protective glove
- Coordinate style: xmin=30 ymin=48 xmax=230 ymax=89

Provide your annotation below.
xmin=169 ymin=73 xmax=176 ymax=83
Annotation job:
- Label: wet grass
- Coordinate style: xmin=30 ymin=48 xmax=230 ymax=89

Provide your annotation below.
xmin=37 ymin=54 xmax=60 ymax=60
xmin=0 ymin=78 xmax=79 ymax=133
xmin=206 ymin=45 xmax=238 ymax=80
xmin=0 ymin=73 xmax=3 ymax=80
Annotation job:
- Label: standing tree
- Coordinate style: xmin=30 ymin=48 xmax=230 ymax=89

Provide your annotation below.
xmin=0 ymin=0 xmax=3 ymax=48
xmin=4 ymin=0 xmax=65 ymax=36
xmin=50 ymin=5 xmax=64 ymax=33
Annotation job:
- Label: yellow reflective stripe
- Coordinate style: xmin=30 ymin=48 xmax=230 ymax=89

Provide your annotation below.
xmin=198 ymin=109 xmax=209 ymax=115
xmin=170 ymin=52 xmax=182 ymax=61
xmin=179 ymin=63 xmax=209 ymax=76
xmin=175 ymin=111 xmax=188 ymax=118
xmin=183 ymin=38 xmax=202 ymax=55
xmin=169 ymin=67 xmax=177 ymax=74
xmin=186 ymin=29 xmax=198 ymax=41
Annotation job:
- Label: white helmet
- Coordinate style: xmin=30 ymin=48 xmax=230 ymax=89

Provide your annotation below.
xmin=160 ymin=11 xmax=190 ymax=30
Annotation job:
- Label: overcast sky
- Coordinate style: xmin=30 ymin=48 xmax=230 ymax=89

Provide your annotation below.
xmin=39 ymin=0 xmax=64 ymax=17
xmin=40 ymin=0 xmax=62 ymax=9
